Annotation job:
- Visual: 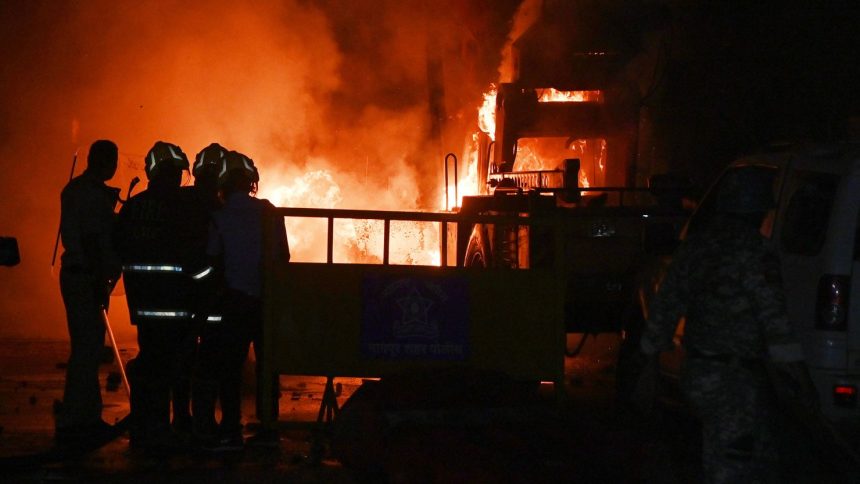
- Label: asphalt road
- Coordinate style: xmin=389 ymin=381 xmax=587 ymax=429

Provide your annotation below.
xmin=0 ymin=336 xmax=855 ymax=483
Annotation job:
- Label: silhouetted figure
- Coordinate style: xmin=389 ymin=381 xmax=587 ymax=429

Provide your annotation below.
xmin=639 ymin=167 xmax=817 ymax=483
xmin=195 ymin=150 xmax=289 ymax=450
xmin=116 ymin=141 xmax=209 ymax=450
xmin=56 ymin=139 xmax=121 ymax=446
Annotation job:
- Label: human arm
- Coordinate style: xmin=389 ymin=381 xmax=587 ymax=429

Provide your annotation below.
xmin=639 ymin=240 xmax=692 ymax=355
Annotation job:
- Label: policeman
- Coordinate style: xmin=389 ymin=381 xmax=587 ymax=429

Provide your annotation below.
xmin=639 ymin=167 xmax=817 ymax=483
xmin=55 ymin=140 xmax=121 ymax=446
xmin=196 ymin=150 xmax=289 ymax=450
xmin=116 ymin=141 xmax=209 ymax=449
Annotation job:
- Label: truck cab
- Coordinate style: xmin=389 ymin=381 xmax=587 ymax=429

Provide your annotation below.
xmin=457 ymin=81 xmax=688 ymax=334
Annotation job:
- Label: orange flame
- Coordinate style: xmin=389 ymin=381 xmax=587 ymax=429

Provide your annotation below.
xmin=478 ymin=84 xmax=497 ymax=142
xmin=536 ymin=88 xmax=602 ymax=103
xmin=259 ymin=165 xmax=443 ymax=266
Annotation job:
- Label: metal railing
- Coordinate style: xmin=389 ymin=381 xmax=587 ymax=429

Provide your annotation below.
xmin=267 ymin=206 xmax=564 ymax=268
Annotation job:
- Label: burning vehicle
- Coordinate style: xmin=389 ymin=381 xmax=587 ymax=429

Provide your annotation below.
xmin=453 ymin=2 xmax=689 ymax=335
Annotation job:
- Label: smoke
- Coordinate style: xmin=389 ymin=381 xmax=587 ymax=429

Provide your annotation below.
xmin=498 ymin=0 xmax=542 ymax=83
xmin=0 ymin=0 xmax=519 ymax=340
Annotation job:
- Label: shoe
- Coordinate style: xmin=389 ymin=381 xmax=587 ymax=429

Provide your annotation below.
xmin=172 ymin=415 xmax=193 ymax=434
xmin=246 ymin=429 xmax=280 ymax=448
xmin=55 ymin=420 xmax=117 ymax=449
xmin=129 ymin=424 xmax=185 ymax=453
xmin=203 ymin=431 xmax=244 ymax=452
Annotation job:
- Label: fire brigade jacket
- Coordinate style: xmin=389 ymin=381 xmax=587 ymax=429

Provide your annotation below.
xmin=116 ymin=184 xmax=210 ymax=325
xmin=60 ymin=171 xmax=121 ymax=279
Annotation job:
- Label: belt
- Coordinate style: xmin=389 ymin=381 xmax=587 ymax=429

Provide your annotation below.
xmin=687 ymin=348 xmax=763 ymax=369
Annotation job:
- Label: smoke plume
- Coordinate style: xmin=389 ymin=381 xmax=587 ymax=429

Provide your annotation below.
xmin=0 ymin=0 xmax=518 ymax=340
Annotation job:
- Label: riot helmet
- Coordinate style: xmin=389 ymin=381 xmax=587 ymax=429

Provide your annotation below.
xmin=714 ymin=166 xmax=776 ymax=214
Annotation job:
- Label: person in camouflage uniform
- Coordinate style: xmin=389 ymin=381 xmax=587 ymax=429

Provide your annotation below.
xmin=639 ymin=167 xmax=813 ymax=483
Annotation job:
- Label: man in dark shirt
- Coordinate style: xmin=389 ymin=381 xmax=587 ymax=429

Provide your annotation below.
xmin=56 ymin=139 xmax=121 ymax=446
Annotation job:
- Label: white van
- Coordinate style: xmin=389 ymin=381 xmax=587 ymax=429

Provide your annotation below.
xmin=650 ymin=142 xmax=860 ymax=423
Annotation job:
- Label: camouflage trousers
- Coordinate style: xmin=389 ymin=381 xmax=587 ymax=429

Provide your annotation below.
xmin=681 ymin=358 xmax=778 ymax=484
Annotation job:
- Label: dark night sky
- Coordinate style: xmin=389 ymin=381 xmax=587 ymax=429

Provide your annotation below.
xmin=651 ymin=1 xmax=859 ymax=188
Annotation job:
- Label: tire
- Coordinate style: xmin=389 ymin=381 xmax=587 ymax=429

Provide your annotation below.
xmin=464 ymin=225 xmax=489 ymax=268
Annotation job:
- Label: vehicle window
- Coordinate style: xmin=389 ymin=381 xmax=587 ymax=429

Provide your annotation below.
xmin=686 ymin=165 xmax=778 ymax=236
xmin=780 ymin=171 xmax=838 ymax=256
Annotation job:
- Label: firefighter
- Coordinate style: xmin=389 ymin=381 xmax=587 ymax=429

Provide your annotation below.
xmin=55 ymin=139 xmax=122 ymax=446
xmin=195 ymin=150 xmax=289 ymax=450
xmin=192 ymin=142 xmax=227 ymax=211
xmin=185 ymin=142 xmax=228 ymax=441
xmin=638 ymin=167 xmax=818 ymax=483
xmin=116 ymin=141 xmax=209 ymax=450
xmin=167 ymin=143 xmax=228 ymax=437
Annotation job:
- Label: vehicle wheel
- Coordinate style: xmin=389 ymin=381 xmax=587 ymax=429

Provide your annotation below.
xmin=464 ymin=226 xmax=489 ymax=268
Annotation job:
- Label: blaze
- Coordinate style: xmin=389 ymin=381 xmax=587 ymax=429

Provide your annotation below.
xmin=536 ymin=88 xmax=602 ymax=103
xmin=471 ymin=84 xmax=606 ymax=194
xmin=478 ymin=85 xmax=498 ymax=142
xmin=260 ymin=165 xmax=442 ymax=266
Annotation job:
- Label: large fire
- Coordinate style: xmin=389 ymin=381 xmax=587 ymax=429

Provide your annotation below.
xmin=259 ymin=166 xmax=443 ymax=266
xmin=473 ymin=85 xmax=606 ymax=192
xmin=213 ymin=85 xmax=606 ymax=267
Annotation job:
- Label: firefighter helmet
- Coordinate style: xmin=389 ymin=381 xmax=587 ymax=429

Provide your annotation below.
xmin=217 ymin=150 xmax=259 ymax=187
xmin=715 ymin=166 xmax=776 ymax=214
xmin=144 ymin=141 xmax=189 ymax=180
xmin=193 ymin=142 xmax=227 ymax=178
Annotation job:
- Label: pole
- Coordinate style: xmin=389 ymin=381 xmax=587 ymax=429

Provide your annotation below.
xmin=101 ymin=307 xmax=130 ymax=397
xmin=51 ymin=150 xmax=78 ymax=268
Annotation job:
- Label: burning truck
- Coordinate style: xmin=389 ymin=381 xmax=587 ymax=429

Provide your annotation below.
xmin=255 ymin=1 xmax=691 ymax=428
xmin=453 ymin=2 xmax=689 ymax=335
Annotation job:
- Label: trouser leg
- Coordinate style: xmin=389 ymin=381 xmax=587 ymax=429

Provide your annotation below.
xmin=58 ymin=270 xmax=105 ymax=429
xmin=217 ymin=322 xmax=250 ymax=434
xmin=171 ymin=323 xmax=196 ymax=427
xmin=252 ymin=326 xmax=279 ymax=423
xmin=682 ymin=360 xmax=775 ymax=484
xmin=193 ymin=323 xmax=221 ymax=437
xmin=133 ymin=325 xmax=179 ymax=439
